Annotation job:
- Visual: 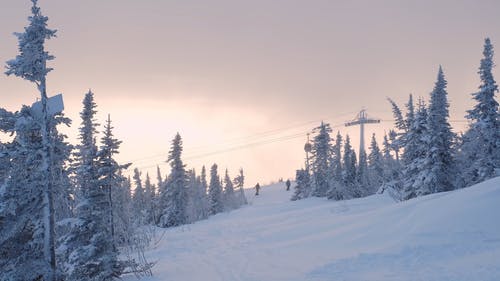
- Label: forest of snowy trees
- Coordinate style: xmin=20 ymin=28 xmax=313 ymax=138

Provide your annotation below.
xmin=0 ymin=2 xmax=247 ymax=280
xmin=0 ymin=1 xmax=499 ymax=281
xmin=293 ymin=38 xmax=499 ymax=202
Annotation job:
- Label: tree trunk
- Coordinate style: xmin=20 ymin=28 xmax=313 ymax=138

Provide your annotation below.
xmin=40 ymin=77 xmax=57 ymax=281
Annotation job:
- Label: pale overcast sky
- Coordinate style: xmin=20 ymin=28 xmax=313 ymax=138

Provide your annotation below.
xmin=1 ymin=0 xmax=499 ymax=186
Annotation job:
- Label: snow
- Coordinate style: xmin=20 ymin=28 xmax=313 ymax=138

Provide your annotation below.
xmin=124 ymin=177 xmax=500 ymax=281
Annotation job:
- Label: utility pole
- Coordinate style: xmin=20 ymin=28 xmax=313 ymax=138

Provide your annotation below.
xmin=345 ymin=109 xmax=380 ymax=156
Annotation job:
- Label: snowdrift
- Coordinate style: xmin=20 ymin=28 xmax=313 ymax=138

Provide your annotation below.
xmin=126 ymin=177 xmax=500 ymax=281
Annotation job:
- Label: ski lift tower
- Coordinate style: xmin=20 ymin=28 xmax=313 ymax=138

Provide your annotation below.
xmin=345 ymin=109 xmax=380 ymax=156
xmin=304 ymin=133 xmax=312 ymax=172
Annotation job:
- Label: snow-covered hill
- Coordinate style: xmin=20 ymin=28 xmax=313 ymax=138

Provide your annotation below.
xmin=126 ymin=177 xmax=500 ymax=281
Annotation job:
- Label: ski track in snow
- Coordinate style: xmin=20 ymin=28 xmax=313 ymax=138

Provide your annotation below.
xmin=124 ymin=177 xmax=500 ymax=281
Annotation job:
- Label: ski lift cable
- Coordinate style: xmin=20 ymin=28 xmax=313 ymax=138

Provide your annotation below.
xmin=133 ymin=130 xmax=309 ymax=170
xmin=132 ymin=121 xmax=347 ymax=170
xmin=130 ymin=116 xmax=470 ymax=170
xmin=128 ymin=111 xmax=358 ymax=164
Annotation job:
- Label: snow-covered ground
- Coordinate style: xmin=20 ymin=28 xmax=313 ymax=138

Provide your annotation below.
xmin=125 ymin=177 xmax=500 ymax=281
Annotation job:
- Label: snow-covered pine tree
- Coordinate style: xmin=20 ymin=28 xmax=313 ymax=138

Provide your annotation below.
xmin=418 ymin=67 xmax=455 ymax=194
xmin=291 ymin=169 xmax=312 ymax=200
xmin=154 ymin=165 xmax=163 ymax=223
xmin=388 ymin=129 xmax=401 ymax=164
xmin=201 ymin=165 xmax=208 ymax=194
xmin=61 ymin=91 xmax=122 ymax=281
xmin=97 ymin=114 xmax=130 ymax=245
xmin=132 ymin=168 xmax=146 ymax=224
xmin=0 ymin=107 xmax=52 ymax=280
xmin=357 ymin=149 xmax=369 ymax=194
xmin=367 ymin=133 xmax=384 ymax=190
xmin=342 ymin=135 xmax=358 ymax=198
xmin=223 ymin=169 xmax=237 ymax=210
xmin=405 ymin=95 xmax=415 ymax=134
xmin=185 ymin=169 xmax=197 ymax=223
xmin=310 ymin=122 xmax=333 ymax=197
xmin=144 ymin=172 xmax=155 ymax=224
xmin=326 ymin=132 xmax=343 ymax=200
xmin=332 ymin=131 xmax=343 ymax=182
xmin=208 ymin=163 xmax=224 ymax=215
xmin=233 ymin=168 xmax=247 ymax=206
xmin=461 ymin=38 xmax=500 ymax=185
xmin=402 ymin=98 xmax=430 ymax=200
xmin=51 ymin=113 xmax=74 ymax=257
xmin=185 ymin=168 xmax=210 ymax=223
xmin=197 ymin=165 xmax=210 ymax=219
xmin=386 ymin=96 xmax=412 ymax=172
xmin=388 ymin=97 xmax=407 ymax=133
xmin=382 ymin=133 xmax=397 ymax=183
xmin=51 ymin=118 xmax=73 ymax=215
xmin=114 ymin=171 xmax=133 ymax=246
xmin=158 ymin=133 xmax=188 ymax=227
xmin=351 ymin=149 xmax=360 ymax=197
xmin=156 ymin=165 xmax=163 ymax=188
xmin=4 ymin=1 xmax=58 ymax=278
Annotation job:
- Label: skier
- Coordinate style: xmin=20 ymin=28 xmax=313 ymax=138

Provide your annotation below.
xmin=285 ymin=179 xmax=291 ymax=191
xmin=255 ymin=183 xmax=260 ymax=196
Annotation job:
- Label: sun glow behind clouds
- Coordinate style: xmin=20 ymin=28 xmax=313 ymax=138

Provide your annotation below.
xmin=96 ymin=96 xmax=299 ymax=186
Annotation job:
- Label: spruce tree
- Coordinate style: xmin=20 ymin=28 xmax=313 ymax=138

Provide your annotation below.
xmin=144 ymin=172 xmax=154 ymax=223
xmin=342 ymin=135 xmax=357 ymax=197
xmin=233 ymin=168 xmax=247 ymax=206
xmin=97 ymin=115 xmax=130 ymax=244
xmin=402 ymin=99 xmax=430 ymax=199
xmin=326 ymin=132 xmax=343 ymax=200
xmin=5 ymin=1 xmax=58 ymax=278
xmin=0 ymin=107 xmax=51 ymax=280
xmin=114 ymin=172 xmax=133 ymax=245
xmin=156 ymin=165 xmax=163 ymax=188
xmin=418 ymin=67 xmax=455 ymax=194
xmin=291 ymin=169 xmax=312 ymax=201
xmin=357 ymin=149 xmax=369 ymax=194
xmin=310 ymin=122 xmax=333 ymax=197
xmin=462 ymin=38 xmax=500 ymax=184
xmin=185 ymin=169 xmax=198 ymax=223
xmin=61 ymin=91 xmax=122 ymax=281
xmin=159 ymin=133 xmax=188 ymax=227
xmin=332 ymin=132 xmax=343 ymax=182
xmin=368 ymin=133 xmax=384 ymax=189
xmin=132 ymin=168 xmax=146 ymax=224
xmin=208 ymin=164 xmax=224 ymax=215
xmin=381 ymin=133 xmax=396 ymax=182
xmin=223 ymin=169 xmax=236 ymax=210
xmin=199 ymin=165 xmax=210 ymax=218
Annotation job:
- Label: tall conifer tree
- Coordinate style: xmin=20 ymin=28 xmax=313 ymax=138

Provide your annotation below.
xmin=159 ymin=133 xmax=188 ymax=227
xmin=418 ymin=67 xmax=455 ymax=194
xmin=4 ymin=1 xmax=58 ymax=278
xmin=461 ymin=38 xmax=500 ymax=185
xmin=61 ymin=91 xmax=122 ymax=281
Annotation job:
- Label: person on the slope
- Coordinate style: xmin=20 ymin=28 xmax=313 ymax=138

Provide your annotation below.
xmin=285 ymin=179 xmax=291 ymax=191
xmin=255 ymin=183 xmax=260 ymax=196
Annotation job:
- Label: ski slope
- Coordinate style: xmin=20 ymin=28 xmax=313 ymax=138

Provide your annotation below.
xmin=126 ymin=177 xmax=500 ymax=281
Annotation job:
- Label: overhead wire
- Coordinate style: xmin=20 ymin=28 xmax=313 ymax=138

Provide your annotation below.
xmin=128 ymin=111 xmax=469 ymax=170
xmin=132 ymin=121 xmax=348 ymax=170
xmin=128 ymin=110 xmax=358 ymax=165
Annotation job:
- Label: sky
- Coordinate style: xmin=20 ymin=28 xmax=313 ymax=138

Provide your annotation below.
xmin=1 ymin=0 xmax=500 ymax=187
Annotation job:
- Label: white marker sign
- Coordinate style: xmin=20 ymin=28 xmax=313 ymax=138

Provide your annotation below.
xmin=31 ymin=94 xmax=64 ymax=119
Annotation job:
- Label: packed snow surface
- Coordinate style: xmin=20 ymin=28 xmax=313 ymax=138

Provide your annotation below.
xmin=126 ymin=177 xmax=500 ymax=281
